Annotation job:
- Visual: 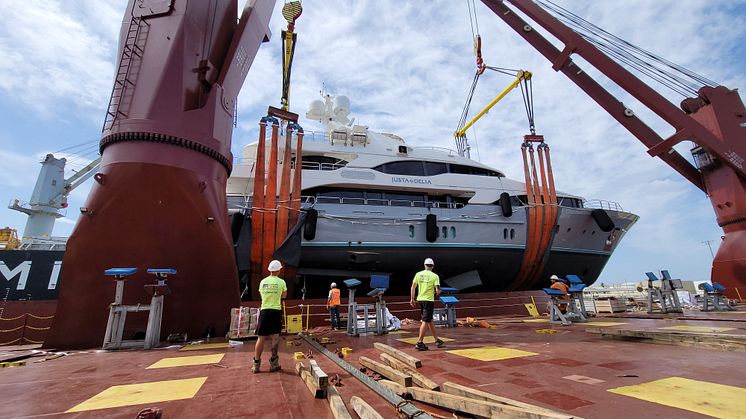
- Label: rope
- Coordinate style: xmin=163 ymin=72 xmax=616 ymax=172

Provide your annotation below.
xmin=0 ymin=315 xmax=26 ymax=321
xmin=0 ymin=325 xmax=24 ymax=333
xmin=25 ymin=326 xmax=51 ymax=331
xmin=0 ymin=338 xmax=22 ymax=346
xmin=536 ymin=0 xmax=718 ymax=97
xmin=26 ymin=313 xmax=55 ymax=320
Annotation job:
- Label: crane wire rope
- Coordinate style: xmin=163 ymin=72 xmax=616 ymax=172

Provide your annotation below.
xmin=535 ymin=0 xmax=718 ymax=97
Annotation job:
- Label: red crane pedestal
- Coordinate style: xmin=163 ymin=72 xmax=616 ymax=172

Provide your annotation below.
xmin=44 ymin=0 xmax=275 ymax=349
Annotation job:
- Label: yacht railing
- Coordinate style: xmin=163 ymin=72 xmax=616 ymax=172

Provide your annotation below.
xmin=413 ymin=146 xmax=459 ymax=156
xmin=583 ymin=199 xmax=624 ymax=211
xmin=301 ymin=161 xmax=347 ymax=171
xmin=300 ymin=195 xmax=465 ymax=209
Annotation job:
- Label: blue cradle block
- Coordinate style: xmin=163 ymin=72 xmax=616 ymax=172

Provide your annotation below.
xmin=712 ymin=282 xmax=727 ymax=292
xmin=344 ymin=278 xmax=361 ymax=288
xmin=105 ymin=268 xmax=138 ymax=277
xmin=439 ymin=295 xmax=460 ymax=305
xmin=543 ymin=288 xmax=567 ymax=296
xmin=440 ymin=287 xmax=459 ymax=294
xmin=147 ymin=268 xmax=177 ymax=275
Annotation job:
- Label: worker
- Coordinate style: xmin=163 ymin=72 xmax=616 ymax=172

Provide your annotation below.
xmin=252 ymin=259 xmax=287 ymax=373
xmin=410 ymin=258 xmax=445 ymax=351
xmin=549 ymin=274 xmax=570 ymax=313
xmin=327 ymin=282 xmax=341 ymax=330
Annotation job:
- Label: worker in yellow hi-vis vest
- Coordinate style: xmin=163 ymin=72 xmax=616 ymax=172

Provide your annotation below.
xmin=252 ymin=260 xmax=287 ymax=373
xmin=326 ymin=282 xmax=341 ymax=330
xmin=410 ymin=258 xmax=445 ymax=351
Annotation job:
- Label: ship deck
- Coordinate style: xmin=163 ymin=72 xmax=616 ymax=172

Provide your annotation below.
xmin=2 ymin=308 xmax=746 ymax=418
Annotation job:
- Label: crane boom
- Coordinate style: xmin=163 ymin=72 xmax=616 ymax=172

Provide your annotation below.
xmin=483 ymin=0 xmax=746 ymax=297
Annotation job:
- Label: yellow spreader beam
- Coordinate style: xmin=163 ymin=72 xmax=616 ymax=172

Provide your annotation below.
xmin=455 ymin=70 xmax=532 ymax=138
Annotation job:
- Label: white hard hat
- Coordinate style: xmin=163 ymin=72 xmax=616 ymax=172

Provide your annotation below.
xmin=550 ymin=274 xmax=559 ymax=280
xmin=268 ymin=260 xmax=283 ymax=272
xmin=424 ymin=258 xmax=434 ymax=266
xmin=330 ymin=282 xmax=337 ymax=288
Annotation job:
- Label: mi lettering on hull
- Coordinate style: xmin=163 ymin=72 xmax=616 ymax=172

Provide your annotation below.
xmin=0 ymin=251 xmax=63 ymax=300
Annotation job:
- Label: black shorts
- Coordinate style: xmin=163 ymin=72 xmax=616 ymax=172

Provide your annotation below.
xmin=256 ymin=309 xmax=282 ymax=336
xmin=419 ymin=301 xmax=435 ymax=322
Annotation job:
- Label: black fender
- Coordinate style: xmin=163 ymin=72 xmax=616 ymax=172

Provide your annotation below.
xmin=591 ymin=209 xmax=615 ymax=232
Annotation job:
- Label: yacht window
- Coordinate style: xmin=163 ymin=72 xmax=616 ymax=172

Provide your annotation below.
xmin=424 ymin=162 xmax=447 ymax=176
xmin=409 ymin=225 xmax=415 ymax=238
xmin=373 ymin=161 xmax=425 ymax=176
xmin=450 ymin=226 xmax=456 ymax=238
xmin=441 ymin=226 xmax=448 ymax=238
xmin=449 ymin=163 xmax=501 ymax=177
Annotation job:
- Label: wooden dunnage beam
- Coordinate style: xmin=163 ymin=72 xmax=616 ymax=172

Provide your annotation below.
xmin=326 ymin=385 xmax=353 ymax=419
xmin=350 ymin=396 xmax=384 ymax=419
xmin=295 ymin=362 xmax=326 ymax=399
xmin=310 ymin=359 xmax=329 ymax=388
xmin=373 ymin=342 xmax=422 ymax=368
xmin=379 ymin=353 xmax=439 ymax=390
xmin=359 ymin=356 xmax=412 ymax=387
xmin=378 ymin=379 xmax=408 ymax=396
xmin=441 ymin=381 xmax=574 ymax=419
xmin=586 ymin=327 xmax=746 ymax=352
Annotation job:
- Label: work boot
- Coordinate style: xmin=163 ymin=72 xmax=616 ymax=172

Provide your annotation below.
xmin=251 ymin=358 xmax=261 ymax=374
xmin=435 ymin=339 xmax=445 ymax=348
xmin=415 ymin=342 xmax=428 ymax=351
xmin=269 ymin=355 xmax=281 ymax=372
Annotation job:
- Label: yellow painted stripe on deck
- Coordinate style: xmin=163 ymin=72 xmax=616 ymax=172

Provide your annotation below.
xmin=609 ymin=377 xmax=746 ymax=418
xmin=66 ymin=377 xmax=207 ymax=412
xmin=179 ymin=342 xmax=231 ymax=351
xmin=397 ymin=336 xmax=455 ymax=345
xmin=387 ymin=330 xmax=411 ymax=334
xmin=584 ymin=321 xmax=628 ymax=326
xmin=446 ymin=346 xmax=537 ymax=361
xmin=146 ymin=354 xmax=224 ymax=369
xmin=522 ymin=318 xmax=549 ymax=323
xmin=659 ymin=325 xmax=736 ymax=333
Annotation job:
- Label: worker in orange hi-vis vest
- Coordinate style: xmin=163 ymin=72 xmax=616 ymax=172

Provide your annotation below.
xmin=326 ymin=282 xmax=342 ymax=330
xmin=549 ymin=274 xmax=570 ymax=313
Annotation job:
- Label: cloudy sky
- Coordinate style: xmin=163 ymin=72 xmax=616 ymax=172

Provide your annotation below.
xmin=1 ymin=0 xmax=744 ymax=284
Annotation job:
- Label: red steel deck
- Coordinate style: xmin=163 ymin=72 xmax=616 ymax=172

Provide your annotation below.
xmin=1 ymin=309 xmax=745 ymax=418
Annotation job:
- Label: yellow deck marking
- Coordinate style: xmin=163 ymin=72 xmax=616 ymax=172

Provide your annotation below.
xmin=659 ymin=325 xmax=736 ymax=333
xmin=146 ymin=354 xmax=224 ymax=369
xmin=66 ymin=377 xmax=207 ymax=413
xmin=609 ymin=377 xmax=746 ymax=418
xmin=388 ymin=330 xmax=411 ymax=334
xmin=397 ymin=336 xmax=455 ymax=345
xmin=522 ymin=318 xmax=549 ymax=323
xmin=446 ymin=346 xmax=537 ymax=361
xmin=584 ymin=321 xmax=627 ymax=326
xmin=179 ymin=342 xmax=231 ymax=351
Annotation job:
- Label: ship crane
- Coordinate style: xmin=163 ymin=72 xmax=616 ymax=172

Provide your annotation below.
xmin=9 ymin=154 xmax=100 ymax=243
xmin=482 ymin=0 xmax=746 ymax=296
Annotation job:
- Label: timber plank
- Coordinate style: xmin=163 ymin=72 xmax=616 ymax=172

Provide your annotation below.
xmin=326 ymin=385 xmax=353 ymax=419
xmin=310 ymin=359 xmax=329 ymax=388
xmin=378 ymin=379 xmax=408 ymax=396
xmin=350 ymin=396 xmax=384 ymax=419
xmin=408 ymin=387 xmax=576 ymax=419
xmin=373 ymin=342 xmax=422 ymax=368
xmin=380 ymin=353 xmax=440 ymax=390
xmin=442 ymin=382 xmax=574 ymax=419
xmin=296 ymin=362 xmax=326 ymax=399
xmin=586 ymin=328 xmax=746 ymax=352
xmin=359 ymin=356 xmax=413 ymax=387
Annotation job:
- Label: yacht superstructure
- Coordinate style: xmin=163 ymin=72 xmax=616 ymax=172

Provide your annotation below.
xmin=227 ymin=95 xmax=638 ymax=297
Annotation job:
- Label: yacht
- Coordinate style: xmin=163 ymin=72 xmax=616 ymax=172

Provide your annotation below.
xmin=227 ymin=95 xmax=639 ymax=297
